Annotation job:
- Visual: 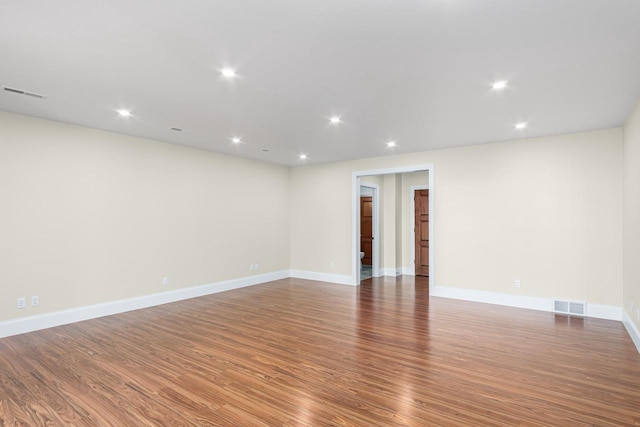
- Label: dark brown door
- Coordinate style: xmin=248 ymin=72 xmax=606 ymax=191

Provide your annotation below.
xmin=415 ymin=190 xmax=429 ymax=277
xmin=360 ymin=196 xmax=373 ymax=266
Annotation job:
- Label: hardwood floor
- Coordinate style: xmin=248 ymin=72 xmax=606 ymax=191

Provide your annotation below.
xmin=1 ymin=276 xmax=639 ymax=426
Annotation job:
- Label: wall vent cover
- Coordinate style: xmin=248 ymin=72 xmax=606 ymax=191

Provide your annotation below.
xmin=554 ymin=300 xmax=586 ymax=316
xmin=3 ymin=86 xmax=47 ymax=99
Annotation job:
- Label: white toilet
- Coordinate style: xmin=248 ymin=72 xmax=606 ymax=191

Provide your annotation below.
xmin=359 ymin=251 xmax=365 ymax=269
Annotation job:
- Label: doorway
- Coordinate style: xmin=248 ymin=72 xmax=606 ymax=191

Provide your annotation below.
xmin=360 ymin=195 xmax=373 ymax=279
xmin=359 ymin=184 xmax=379 ymax=280
xmin=352 ymin=165 xmax=434 ymax=288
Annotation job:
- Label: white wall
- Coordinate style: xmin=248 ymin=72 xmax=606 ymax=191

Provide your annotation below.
xmin=290 ymin=128 xmax=623 ymax=306
xmin=0 ymin=112 xmax=291 ymax=322
xmin=624 ymin=98 xmax=640 ymax=333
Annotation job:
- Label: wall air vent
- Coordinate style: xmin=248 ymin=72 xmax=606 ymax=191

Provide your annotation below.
xmin=554 ymin=300 xmax=586 ymax=316
xmin=3 ymin=86 xmax=47 ymax=99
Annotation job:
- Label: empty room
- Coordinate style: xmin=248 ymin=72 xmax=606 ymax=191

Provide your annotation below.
xmin=1 ymin=1 xmax=640 ymax=425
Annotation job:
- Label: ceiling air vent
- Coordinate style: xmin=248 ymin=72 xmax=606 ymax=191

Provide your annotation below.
xmin=3 ymin=86 xmax=47 ymax=99
xmin=554 ymin=299 xmax=586 ymax=316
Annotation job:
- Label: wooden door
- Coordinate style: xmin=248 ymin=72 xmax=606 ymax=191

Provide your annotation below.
xmin=360 ymin=196 xmax=373 ymax=266
xmin=414 ymin=190 xmax=429 ymax=277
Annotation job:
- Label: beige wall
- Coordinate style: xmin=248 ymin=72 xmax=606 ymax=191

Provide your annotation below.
xmin=290 ymin=128 xmax=623 ymax=306
xmin=0 ymin=112 xmax=291 ymax=322
xmin=382 ymin=174 xmax=398 ymax=271
xmin=395 ymin=175 xmax=403 ymax=269
xmin=1 ymin=110 xmax=627 ymax=325
xmin=624 ymin=98 xmax=640 ymax=330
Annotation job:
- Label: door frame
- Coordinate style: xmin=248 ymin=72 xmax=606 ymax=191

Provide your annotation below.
xmin=359 ymin=183 xmax=380 ymax=278
xmin=409 ymin=185 xmax=429 ymax=276
xmin=352 ymin=164 xmax=434 ymax=289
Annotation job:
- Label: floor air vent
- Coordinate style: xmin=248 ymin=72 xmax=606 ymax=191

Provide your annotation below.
xmin=554 ymin=300 xmax=586 ymax=316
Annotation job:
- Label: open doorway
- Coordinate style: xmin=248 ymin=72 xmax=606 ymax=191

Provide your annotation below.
xmin=352 ymin=165 xmax=434 ymax=289
xmin=359 ymin=184 xmax=379 ymax=281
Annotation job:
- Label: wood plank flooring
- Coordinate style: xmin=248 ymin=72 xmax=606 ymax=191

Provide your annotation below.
xmin=1 ymin=276 xmax=639 ymax=426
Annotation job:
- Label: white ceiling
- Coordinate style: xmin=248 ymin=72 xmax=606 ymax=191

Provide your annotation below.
xmin=1 ymin=0 xmax=640 ymax=166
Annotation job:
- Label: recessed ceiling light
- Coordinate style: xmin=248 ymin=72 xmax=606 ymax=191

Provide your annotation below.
xmin=491 ymin=80 xmax=508 ymax=90
xmin=329 ymin=116 xmax=341 ymax=124
xmin=221 ymin=68 xmax=237 ymax=78
xmin=231 ymin=137 xmax=241 ymax=144
xmin=117 ymin=109 xmax=131 ymax=117
xmin=515 ymin=122 xmax=528 ymax=130
xmin=299 ymin=154 xmax=307 ymax=160
xmin=387 ymin=141 xmax=397 ymax=147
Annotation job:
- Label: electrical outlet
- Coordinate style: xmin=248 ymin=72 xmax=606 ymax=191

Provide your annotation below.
xmin=249 ymin=264 xmax=254 ymax=271
xmin=162 ymin=277 xmax=169 ymax=286
xmin=255 ymin=263 xmax=259 ymax=270
xmin=17 ymin=297 xmax=26 ymax=309
xmin=514 ymin=280 xmax=521 ymax=288
xmin=31 ymin=296 xmax=39 ymax=307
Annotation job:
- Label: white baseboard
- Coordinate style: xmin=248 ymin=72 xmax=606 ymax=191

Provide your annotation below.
xmin=3 ymin=271 xmax=633 ymax=354
xmin=0 ymin=270 xmax=289 ymax=339
xmin=587 ymin=304 xmax=622 ymax=321
xmin=380 ymin=268 xmax=402 ymax=277
xmin=622 ymin=309 xmax=640 ymax=354
xmin=290 ymin=270 xmax=355 ymax=286
xmin=432 ymin=285 xmax=551 ymax=311
xmin=431 ymin=285 xmax=622 ymax=321
xmin=401 ymin=267 xmax=414 ymax=276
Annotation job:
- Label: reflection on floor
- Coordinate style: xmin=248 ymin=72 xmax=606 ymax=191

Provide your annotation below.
xmin=2 ymin=275 xmax=639 ymax=425
xmin=360 ymin=265 xmax=372 ymax=280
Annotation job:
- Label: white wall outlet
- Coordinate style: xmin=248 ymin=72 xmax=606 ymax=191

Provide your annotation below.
xmin=17 ymin=297 xmax=26 ymax=309
xmin=249 ymin=264 xmax=254 ymax=271
xmin=162 ymin=277 xmax=169 ymax=285
xmin=31 ymin=296 xmax=39 ymax=307
xmin=255 ymin=263 xmax=259 ymax=270
xmin=514 ymin=280 xmax=521 ymax=288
